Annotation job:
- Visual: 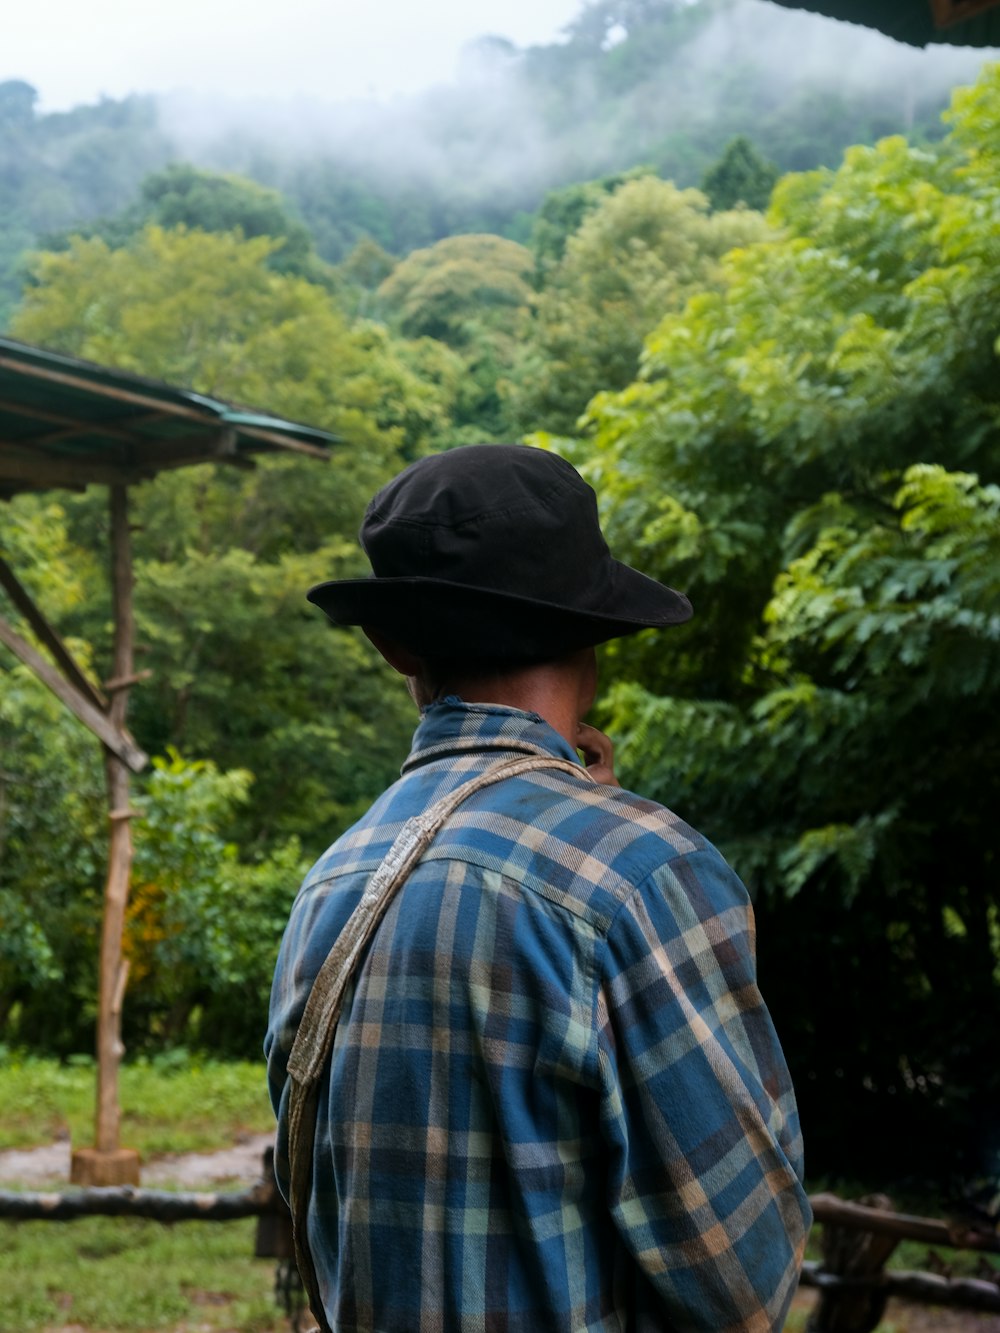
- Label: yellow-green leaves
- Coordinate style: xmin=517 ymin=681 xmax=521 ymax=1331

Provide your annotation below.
xmin=511 ymin=176 xmax=770 ymax=434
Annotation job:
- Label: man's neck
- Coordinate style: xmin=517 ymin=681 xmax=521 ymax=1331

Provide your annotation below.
xmin=415 ymin=650 xmax=597 ymax=751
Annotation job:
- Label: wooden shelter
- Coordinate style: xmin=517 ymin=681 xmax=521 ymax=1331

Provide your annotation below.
xmin=769 ymin=0 xmax=1000 ymax=45
xmin=0 ymin=335 xmax=335 ymax=1184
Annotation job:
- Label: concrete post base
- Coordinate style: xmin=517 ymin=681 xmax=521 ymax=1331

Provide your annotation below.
xmin=70 ymin=1147 xmax=141 ymax=1186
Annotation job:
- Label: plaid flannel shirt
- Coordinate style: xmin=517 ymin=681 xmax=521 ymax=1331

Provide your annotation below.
xmin=266 ymin=699 xmax=810 ymax=1332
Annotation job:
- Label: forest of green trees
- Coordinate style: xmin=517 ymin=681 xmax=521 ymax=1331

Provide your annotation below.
xmin=0 ymin=0 xmax=986 ymax=321
xmin=1 ymin=0 xmax=998 ymax=1195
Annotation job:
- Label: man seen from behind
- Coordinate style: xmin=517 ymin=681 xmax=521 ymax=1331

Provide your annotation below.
xmin=266 ymin=444 xmax=811 ymax=1332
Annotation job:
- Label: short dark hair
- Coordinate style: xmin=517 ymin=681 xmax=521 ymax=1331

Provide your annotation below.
xmin=419 ymin=653 xmax=554 ymax=700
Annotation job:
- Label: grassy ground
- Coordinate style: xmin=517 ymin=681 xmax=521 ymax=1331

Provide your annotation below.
xmin=0 ymin=1215 xmax=810 ymax=1333
xmin=0 ymin=1217 xmax=289 ymax=1332
xmin=0 ymin=1053 xmax=275 ymax=1156
xmin=0 ymin=1054 xmax=285 ymax=1332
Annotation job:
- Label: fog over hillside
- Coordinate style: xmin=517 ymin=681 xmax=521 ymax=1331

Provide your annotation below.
xmin=160 ymin=0 xmax=988 ymax=190
xmin=0 ymin=0 xmax=994 ymax=317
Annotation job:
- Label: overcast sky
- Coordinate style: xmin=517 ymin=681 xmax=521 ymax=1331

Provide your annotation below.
xmin=5 ymin=0 xmax=588 ymax=111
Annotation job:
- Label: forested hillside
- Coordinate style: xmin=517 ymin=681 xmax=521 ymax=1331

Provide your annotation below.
xmin=0 ymin=0 xmax=987 ymax=320
xmin=1 ymin=0 xmax=998 ymax=1194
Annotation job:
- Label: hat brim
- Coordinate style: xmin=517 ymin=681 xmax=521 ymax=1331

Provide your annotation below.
xmin=307 ymin=562 xmax=692 ymax=660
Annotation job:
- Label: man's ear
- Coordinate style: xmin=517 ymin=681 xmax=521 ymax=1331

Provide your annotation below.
xmin=362 ymin=627 xmax=423 ymax=678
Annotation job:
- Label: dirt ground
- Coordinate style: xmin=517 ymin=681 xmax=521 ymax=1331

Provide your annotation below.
xmin=789 ymin=1287 xmax=1000 ymax=1332
xmin=0 ymin=1133 xmax=274 ymax=1188
xmin=1 ymin=1140 xmax=998 ymax=1331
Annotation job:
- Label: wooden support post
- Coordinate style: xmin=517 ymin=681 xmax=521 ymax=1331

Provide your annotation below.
xmin=71 ymin=485 xmax=141 ymax=1187
xmin=808 ymin=1194 xmax=900 ymax=1333
xmin=254 ymin=1147 xmax=295 ymax=1259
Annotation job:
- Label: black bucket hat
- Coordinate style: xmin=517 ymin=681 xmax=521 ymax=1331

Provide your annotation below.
xmin=307 ymin=444 xmax=692 ymax=660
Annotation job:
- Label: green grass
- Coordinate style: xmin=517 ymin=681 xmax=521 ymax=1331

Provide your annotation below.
xmin=0 ymin=1217 xmax=288 ymax=1331
xmin=0 ymin=1056 xmax=288 ymax=1331
xmin=889 ymin=1236 xmax=1000 ymax=1277
xmin=0 ymin=1218 xmax=818 ymax=1333
xmin=2 ymin=1059 xmax=994 ymax=1331
xmin=0 ymin=1054 xmax=275 ymax=1156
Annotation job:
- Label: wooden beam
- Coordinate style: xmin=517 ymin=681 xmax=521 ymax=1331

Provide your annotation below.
xmin=22 ymin=410 xmax=213 ymax=455
xmin=114 ymin=426 xmax=243 ymax=469
xmin=95 ymin=483 xmax=137 ymax=1160
xmin=0 ymin=353 xmax=331 ymax=464
xmin=810 ymin=1193 xmax=1000 ymax=1254
xmin=0 ymin=554 xmax=108 ymax=711
xmin=0 ymin=393 xmax=149 ymax=447
xmin=240 ymin=424 xmax=331 ymax=459
xmin=0 ymin=432 xmax=257 ymax=490
xmin=800 ymin=1262 xmax=1000 ymax=1314
xmin=92 ymin=433 xmax=261 ymax=475
xmin=0 ymin=356 xmax=327 ymax=454
xmin=89 ymin=428 xmax=238 ymax=468
xmin=0 ymin=447 xmax=150 ymax=489
xmin=0 ymin=354 xmax=218 ymax=424
xmin=0 ymin=612 xmax=147 ymax=771
xmin=0 ymin=481 xmax=86 ymax=501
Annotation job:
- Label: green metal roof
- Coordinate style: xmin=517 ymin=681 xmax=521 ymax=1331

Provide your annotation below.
xmin=0 ymin=335 xmax=337 ymax=499
xmin=768 ymin=0 xmax=1000 ymax=46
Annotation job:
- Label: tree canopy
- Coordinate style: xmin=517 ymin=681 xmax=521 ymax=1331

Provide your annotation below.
xmin=549 ymin=64 xmax=1000 ymax=1182
xmin=701 ymin=135 xmax=779 ymax=211
xmin=377 ymin=234 xmax=536 ymax=438
xmin=510 ymin=176 xmax=769 ymax=433
xmin=46 ymin=162 xmax=330 ymax=283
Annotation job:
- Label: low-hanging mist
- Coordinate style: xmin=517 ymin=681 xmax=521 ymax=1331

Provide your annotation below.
xmin=0 ymin=0 xmax=995 ymax=313
xmin=155 ymin=0 xmax=992 ymax=257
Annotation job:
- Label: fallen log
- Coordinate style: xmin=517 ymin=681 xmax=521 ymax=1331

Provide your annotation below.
xmin=801 ymin=1261 xmax=1000 ymax=1314
xmin=0 ymin=1178 xmax=276 ymax=1222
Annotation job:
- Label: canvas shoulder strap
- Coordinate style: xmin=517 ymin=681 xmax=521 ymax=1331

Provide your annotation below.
xmin=284 ymin=752 xmax=593 ymax=1330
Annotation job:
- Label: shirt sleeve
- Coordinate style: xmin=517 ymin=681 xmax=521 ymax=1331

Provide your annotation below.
xmin=596 ymin=845 xmax=811 ymax=1332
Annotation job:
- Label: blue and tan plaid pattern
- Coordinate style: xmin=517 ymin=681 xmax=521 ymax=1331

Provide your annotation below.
xmin=267 ymin=700 xmax=810 ymax=1332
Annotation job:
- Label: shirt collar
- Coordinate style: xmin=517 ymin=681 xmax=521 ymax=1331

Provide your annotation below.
xmin=401 ymin=696 xmax=582 ymax=774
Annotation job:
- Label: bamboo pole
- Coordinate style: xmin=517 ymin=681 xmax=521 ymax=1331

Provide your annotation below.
xmin=0 ymin=391 xmax=151 ymax=444
xmin=0 ymin=354 xmax=226 ymax=421
xmin=0 ymin=352 xmax=332 ymax=457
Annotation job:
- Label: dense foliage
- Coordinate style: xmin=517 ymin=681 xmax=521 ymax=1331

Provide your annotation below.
xmin=551 ymin=66 xmax=1000 ymax=1185
xmin=508 ymin=176 xmax=770 ymax=433
xmin=0 ymin=6 xmax=997 ymax=1191
xmin=1 ymin=234 xmax=435 ymax=1052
